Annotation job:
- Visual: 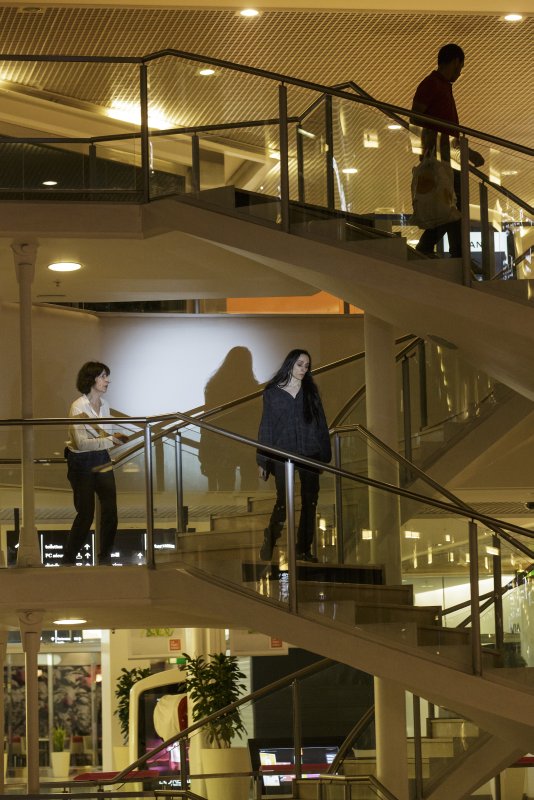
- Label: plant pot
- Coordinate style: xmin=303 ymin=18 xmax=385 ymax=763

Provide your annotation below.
xmin=51 ymin=751 xmax=71 ymax=778
xmin=201 ymin=746 xmax=251 ymax=800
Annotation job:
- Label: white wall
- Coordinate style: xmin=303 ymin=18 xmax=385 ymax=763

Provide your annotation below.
xmin=99 ymin=313 xmax=365 ymax=418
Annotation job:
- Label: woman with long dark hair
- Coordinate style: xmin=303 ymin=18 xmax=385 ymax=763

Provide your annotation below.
xmin=257 ymin=349 xmax=331 ymax=562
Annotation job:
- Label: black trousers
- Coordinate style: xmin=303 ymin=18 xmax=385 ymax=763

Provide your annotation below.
xmin=267 ymin=460 xmax=320 ymax=555
xmin=417 ymin=170 xmax=462 ymax=258
xmin=65 ymin=449 xmax=118 ymax=564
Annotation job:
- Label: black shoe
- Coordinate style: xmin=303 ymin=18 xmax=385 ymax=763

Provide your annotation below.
xmin=296 ymin=552 xmax=319 ymax=563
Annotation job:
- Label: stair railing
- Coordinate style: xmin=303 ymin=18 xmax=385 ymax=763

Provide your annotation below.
xmin=72 ymin=656 xmax=335 ymax=791
xmin=0 ymin=50 xmax=531 ymax=285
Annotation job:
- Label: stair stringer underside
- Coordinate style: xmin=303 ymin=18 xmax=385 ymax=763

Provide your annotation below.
xmin=144 ymin=197 xmax=534 ymax=401
xmin=154 ymin=565 xmax=534 ymax=751
xmin=424 ymin=733 xmax=523 ymax=800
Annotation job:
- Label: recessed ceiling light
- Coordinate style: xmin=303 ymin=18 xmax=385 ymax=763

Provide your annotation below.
xmin=342 ymin=167 xmax=358 ymax=174
xmin=239 ymin=8 xmax=260 ymax=16
xmin=48 ymin=261 xmax=82 ymax=272
xmin=504 ymin=13 xmax=523 ymax=20
xmin=387 ymin=124 xmax=402 ymax=130
xmin=53 ymin=618 xmax=87 ymax=625
xmin=42 ymin=180 xmax=58 ymax=186
xmin=198 ymin=68 xmax=215 ymax=76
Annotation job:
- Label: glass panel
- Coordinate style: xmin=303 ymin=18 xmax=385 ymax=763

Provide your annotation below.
xmin=461 ymin=134 xmax=533 ymax=281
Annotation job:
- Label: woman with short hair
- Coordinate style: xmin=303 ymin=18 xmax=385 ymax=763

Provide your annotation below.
xmin=64 ymin=361 xmax=127 ymax=566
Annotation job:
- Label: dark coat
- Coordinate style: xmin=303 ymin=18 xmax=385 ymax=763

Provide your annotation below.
xmin=256 ymin=385 xmax=331 ymax=469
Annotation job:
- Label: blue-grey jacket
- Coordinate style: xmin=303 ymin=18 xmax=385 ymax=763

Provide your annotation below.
xmin=257 ymin=385 xmax=331 ymax=469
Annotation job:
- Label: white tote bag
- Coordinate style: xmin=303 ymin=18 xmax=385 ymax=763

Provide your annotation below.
xmin=410 ymin=154 xmax=461 ymax=229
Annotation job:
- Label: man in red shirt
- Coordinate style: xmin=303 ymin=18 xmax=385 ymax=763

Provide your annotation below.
xmin=411 ymin=43 xmax=484 ymax=258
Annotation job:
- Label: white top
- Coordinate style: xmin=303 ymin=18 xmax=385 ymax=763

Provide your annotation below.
xmin=67 ymin=395 xmax=116 ymax=452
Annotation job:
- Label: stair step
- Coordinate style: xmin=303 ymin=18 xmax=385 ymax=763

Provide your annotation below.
xmin=297 ymin=581 xmax=413 ymax=605
xmin=302 ymin=601 xmax=441 ymax=628
xmin=242 ymin=561 xmax=385 ymax=585
xmin=429 ymin=718 xmax=479 ymax=738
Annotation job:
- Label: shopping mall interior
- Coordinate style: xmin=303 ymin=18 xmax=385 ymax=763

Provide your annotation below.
xmin=0 ymin=1 xmax=532 ymax=799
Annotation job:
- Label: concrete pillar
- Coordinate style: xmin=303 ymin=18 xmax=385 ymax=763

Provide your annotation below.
xmin=363 ymin=313 xmax=401 ymax=584
xmin=12 ymin=241 xmax=42 ymax=568
xmin=19 ymin=610 xmax=43 ymax=794
xmin=0 ymin=629 xmax=8 ymax=792
xmin=100 ymin=629 xmax=151 ymax=771
xmin=375 ymin=679 xmax=409 ymax=800
xmin=364 ymin=315 xmax=408 ymax=800
xmin=185 ymin=628 xmax=209 ymax=798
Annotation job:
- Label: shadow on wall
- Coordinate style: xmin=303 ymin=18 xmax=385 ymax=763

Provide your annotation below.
xmin=198 ymin=346 xmax=261 ymax=492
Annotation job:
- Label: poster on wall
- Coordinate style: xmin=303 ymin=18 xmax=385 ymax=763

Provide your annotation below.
xmin=229 ymin=629 xmax=289 ymax=656
xmin=128 ymin=628 xmax=185 ymax=659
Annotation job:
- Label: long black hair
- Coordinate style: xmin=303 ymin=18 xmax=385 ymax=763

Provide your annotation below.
xmin=267 ymin=349 xmax=323 ymax=423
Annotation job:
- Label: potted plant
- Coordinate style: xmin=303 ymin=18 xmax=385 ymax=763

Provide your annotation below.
xmin=113 ymin=666 xmax=151 ymax=770
xmin=183 ymin=653 xmax=249 ymax=800
xmin=50 ymin=726 xmax=70 ymax=778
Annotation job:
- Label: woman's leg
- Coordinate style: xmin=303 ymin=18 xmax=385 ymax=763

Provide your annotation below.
xmin=259 ymin=462 xmax=286 ymax=560
xmin=95 ymin=470 xmax=118 ymax=562
xmin=296 ymin=467 xmax=320 ymax=560
xmin=65 ymin=460 xmax=96 ymax=564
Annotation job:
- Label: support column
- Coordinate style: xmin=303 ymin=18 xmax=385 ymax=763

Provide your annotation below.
xmin=12 ymin=241 xmax=42 ymax=568
xmin=364 ymin=315 xmax=408 ymax=800
xmin=0 ymin=629 xmax=8 ymax=792
xmin=19 ymin=610 xmax=43 ymax=794
xmin=374 ymin=679 xmax=409 ymax=800
xmin=185 ymin=628 xmax=209 ymax=798
xmin=363 ymin=314 xmax=401 ymax=584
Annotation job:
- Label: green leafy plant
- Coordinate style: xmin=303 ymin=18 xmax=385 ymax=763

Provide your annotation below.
xmin=183 ymin=652 xmax=247 ymax=749
xmin=52 ymin=726 xmax=67 ymax=753
xmin=114 ymin=666 xmax=151 ymax=744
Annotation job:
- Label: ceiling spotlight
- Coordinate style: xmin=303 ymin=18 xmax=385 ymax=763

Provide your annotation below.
xmin=504 ymin=13 xmax=523 ymax=20
xmin=198 ymin=68 xmax=215 ymax=76
xmin=239 ymin=8 xmax=260 ymax=16
xmin=342 ymin=167 xmax=358 ymax=174
xmin=53 ymin=618 xmax=87 ymax=625
xmin=48 ymin=261 xmax=82 ymax=272
xmin=387 ymin=124 xmax=402 ymax=130
xmin=42 ymin=180 xmax=58 ymax=186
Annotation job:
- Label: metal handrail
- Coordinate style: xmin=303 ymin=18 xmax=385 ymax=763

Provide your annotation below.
xmin=327 ymin=705 xmax=375 ymax=775
xmin=3 ymin=406 xmax=531 ymax=538
xmin=73 ymin=657 xmax=334 ymax=787
xmin=103 ymin=335 xmax=417 ymax=471
xmin=329 ymin=336 xmax=422 ymax=429
xmin=0 ymin=50 xmax=531 ymax=157
xmin=336 ymin=423 xmax=534 ymax=551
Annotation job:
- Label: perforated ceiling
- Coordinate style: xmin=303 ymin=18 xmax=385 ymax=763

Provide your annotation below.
xmin=0 ymin=6 xmax=531 ymax=149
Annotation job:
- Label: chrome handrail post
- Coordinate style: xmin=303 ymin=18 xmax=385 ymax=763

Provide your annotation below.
xmin=191 ymin=133 xmax=200 ymax=193
xmin=468 ymin=519 xmax=482 ymax=675
xmin=179 ymin=737 xmax=188 ymax=791
xmin=296 ymin=124 xmax=305 ymax=203
xmin=493 ymin=534 xmax=504 ymax=660
xmin=285 ymin=459 xmax=297 ymax=613
xmin=278 ymin=83 xmax=290 ymax=233
xmin=479 ymin=181 xmax=494 ymax=279
xmin=401 ymin=355 xmax=413 ymax=463
xmin=459 ymin=135 xmax=472 ymax=287
xmin=144 ymin=423 xmax=155 ymax=568
xmin=175 ymin=431 xmax=184 ymax=540
xmin=412 ymin=695 xmax=423 ymax=800
xmin=139 ymin=63 xmax=150 ymax=204
xmin=334 ymin=432 xmax=344 ymax=563
xmin=417 ymin=339 xmax=428 ymax=429
xmin=292 ymin=678 xmax=302 ymax=781
xmin=325 ymin=94 xmax=335 ymax=211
